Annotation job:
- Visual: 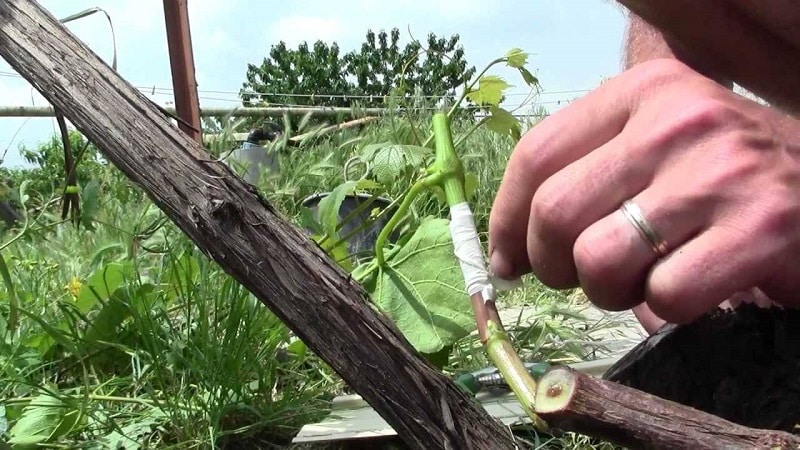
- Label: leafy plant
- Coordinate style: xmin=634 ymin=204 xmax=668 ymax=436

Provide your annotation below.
xmin=305 ymin=48 xmax=541 ymax=362
xmin=0 ymin=13 xmax=619 ymax=445
xmin=6 ymin=391 xmax=82 ymax=446
xmin=1 ymin=7 xmax=336 ymax=448
xmin=368 ymin=217 xmax=474 ymax=354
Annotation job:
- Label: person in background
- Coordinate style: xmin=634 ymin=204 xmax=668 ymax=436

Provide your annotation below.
xmin=488 ymin=1 xmax=800 ymax=334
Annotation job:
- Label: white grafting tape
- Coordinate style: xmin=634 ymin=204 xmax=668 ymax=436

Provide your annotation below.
xmin=449 ymin=203 xmax=524 ymax=301
xmin=449 ymin=202 xmax=523 ymax=302
xmin=449 ymin=202 xmax=494 ymax=300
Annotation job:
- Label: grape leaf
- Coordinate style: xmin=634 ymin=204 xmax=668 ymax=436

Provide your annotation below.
xmin=354 ymin=178 xmax=382 ymax=191
xmin=316 ymin=180 xmax=357 ymax=238
xmin=505 ymin=48 xmax=528 ymax=69
xmin=80 ymin=179 xmax=100 ymax=230
xmin=7 ymin=393 xmax=79 ymax=445
xmin=486 ymin=106 xmax=521 ymax=141
xmin=313 ymin=233 xmax=354 ymax=273
xmin=360 ymin=143 xmax=430 ymax=185
xmin=75 ymin=262 xmax=129 ymax=314
xmin=464 ymin=172 xmax=479 ymax=200
xmin=286 ymin=337 xmax=308 ymax=359
xmin=519 ymin=67 xmax=539 ymax=87
xmin=371 ymin=217 xmax=475 ymax=354
xmin=298 ymin=207 xmax=323 ymax=236
xmin=96 ymin=406 xmax=167 ymax=450
xmin=465 ymin=75 xmax=512 ymax=106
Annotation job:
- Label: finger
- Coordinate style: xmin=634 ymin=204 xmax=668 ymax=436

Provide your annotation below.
xmin=488 ymin=83 xmax=635 ymax=280
xmin=525 ymin=131 xmax=654 ymax=288
xmin=631 ymin=302 xmax=667 ymax=335
xmin=489 ymin=59 xmax=703 ymax=280
xmin=572 ymin=185 xmax=707 ymax=312
xmin=645 ymin=225 xmax=769 ymax=325
xmin=634 ymin=287 xmax=773 ymax=336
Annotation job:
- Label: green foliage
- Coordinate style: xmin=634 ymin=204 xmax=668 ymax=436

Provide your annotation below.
xmin=316 ymin=180 xmax=359 ymax=240
xmin=0 ymin=26 xmax=620 ymax=446
xmin=94 ymin=406 xmax=166 ymax=450
xmin=505 ymin=48 xmax=528 ymax=68
xmin=359 ymin=143 xmax=431 ymax=185
xmin=7 ymin=392 xmax=82 ymax=447
xmin=346 ymin=29 xmax=475 ymax=104
xmin=242 ymin=40 xmax=353 ymax=108
xmin=505 ymin=47 xmax=539 ymax=86
xmin=300 ymin=47 xmax=542 ymax=360
xmin=241 ymin=28 xmax=476 ymax=110
xmin=1 ymin=130 xmax=143 ymax=213
xmin=11 ymin=131 xmax=100 ymax=201
xmin=466 ymin=75 xmax=512 ymax=106
xmin=486 ymin=106 xmax=522 ymax=141
xmin=0 ymin=106 xmax=619 ymax=448
xmin=369 ymin=217 xmax=475 ymax=354
xmin=0 ymin=200 xmax=334 ymax=447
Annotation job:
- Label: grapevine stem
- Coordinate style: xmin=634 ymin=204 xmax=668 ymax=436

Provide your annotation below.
xmin=374 ymin=172 xmax=442 ymax=266
xmin=430 ymin=112 xmax=548 ymax=431
xmin=421 ymin=57 xmax=507 ymax=149
xmin=453 ymin=116 xmax=490 ymax=148
xmin=325 ymin=182 xmax=417 ymax=253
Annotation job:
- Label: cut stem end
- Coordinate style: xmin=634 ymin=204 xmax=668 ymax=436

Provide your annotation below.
xmin=535 ymin=367 xmax=577 ymax=414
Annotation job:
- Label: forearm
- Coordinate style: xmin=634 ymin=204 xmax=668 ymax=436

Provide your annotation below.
xmin=623 ymin=14 xmax=677 ymax=68
xmin=617 ymin=0 xmax=800 ymax=115
xmin=623 ymin=14 xmax=733 ymax=88
xmin=727 ymin=0 xmax=800 ymax=51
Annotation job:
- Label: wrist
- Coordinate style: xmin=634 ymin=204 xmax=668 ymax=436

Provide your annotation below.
xmin=624 ymin=14 xmax=733 ymax=89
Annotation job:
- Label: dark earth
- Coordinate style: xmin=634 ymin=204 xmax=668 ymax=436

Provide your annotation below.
xmin=603 ymin=303 xmax=800 ymax=434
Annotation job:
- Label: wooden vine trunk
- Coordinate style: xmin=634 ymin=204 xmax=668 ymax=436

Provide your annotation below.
xmin=0 ymin=1 xmax=517 ymax=449
xmin=535 ymin=367 xmax=800 ymax=449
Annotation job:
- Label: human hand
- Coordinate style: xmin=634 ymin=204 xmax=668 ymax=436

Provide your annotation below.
xmin=488 ymin=58 xmax=800 ymax=327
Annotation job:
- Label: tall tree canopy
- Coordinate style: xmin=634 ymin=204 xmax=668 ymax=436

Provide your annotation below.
xmin=240 ymin=28 xmax=476 ymax=109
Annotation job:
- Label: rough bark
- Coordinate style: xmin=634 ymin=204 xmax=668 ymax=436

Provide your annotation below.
xmin=535 ymin=367 xmax=800 ymax=450
xmin=0 ymin=1 xmax=516 ymax=449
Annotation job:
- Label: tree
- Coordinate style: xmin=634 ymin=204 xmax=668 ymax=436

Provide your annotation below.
xmin=344 ymin=29 xmax=475 ymax=106
xmin=241 ymin=40 xmax=354 ymax=109
xmin=240 ymin=28 xmax=476 ymax=110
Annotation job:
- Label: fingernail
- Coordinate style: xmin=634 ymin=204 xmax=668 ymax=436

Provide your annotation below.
xmin=489 ymin=250 xmax=523 ymax=290
xmin=490 ymin=250 xmax=513 ymax=280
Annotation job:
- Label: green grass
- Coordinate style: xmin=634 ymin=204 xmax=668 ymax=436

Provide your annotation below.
xmin=0 ymin=111 xmax=624 ymax=449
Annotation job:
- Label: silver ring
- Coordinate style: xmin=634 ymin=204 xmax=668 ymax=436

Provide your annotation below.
xmin=619 ymin=200 xmax=668 ymax=257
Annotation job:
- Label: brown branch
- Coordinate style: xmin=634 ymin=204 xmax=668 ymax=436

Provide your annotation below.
xmin=55 ymin=109 xmax=79 ymax=223
xmin=535 ymin=366 xmax=800 ymax=450
xmin=290 ymin=116 xmax=381 ymax=142
xmin=0 ymin=1 xmax=515 ymax=449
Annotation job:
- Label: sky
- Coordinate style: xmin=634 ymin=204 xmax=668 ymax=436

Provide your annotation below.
xmin=0 ymin=0 xmax=628 ymax=168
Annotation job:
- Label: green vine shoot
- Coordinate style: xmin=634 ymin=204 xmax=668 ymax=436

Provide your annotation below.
xmin=303 ymin=46 xmax=547 ymax=426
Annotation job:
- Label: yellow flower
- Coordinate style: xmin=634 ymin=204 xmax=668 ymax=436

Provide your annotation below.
xmin=66 ymin=276 xmax=82 ymax=298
